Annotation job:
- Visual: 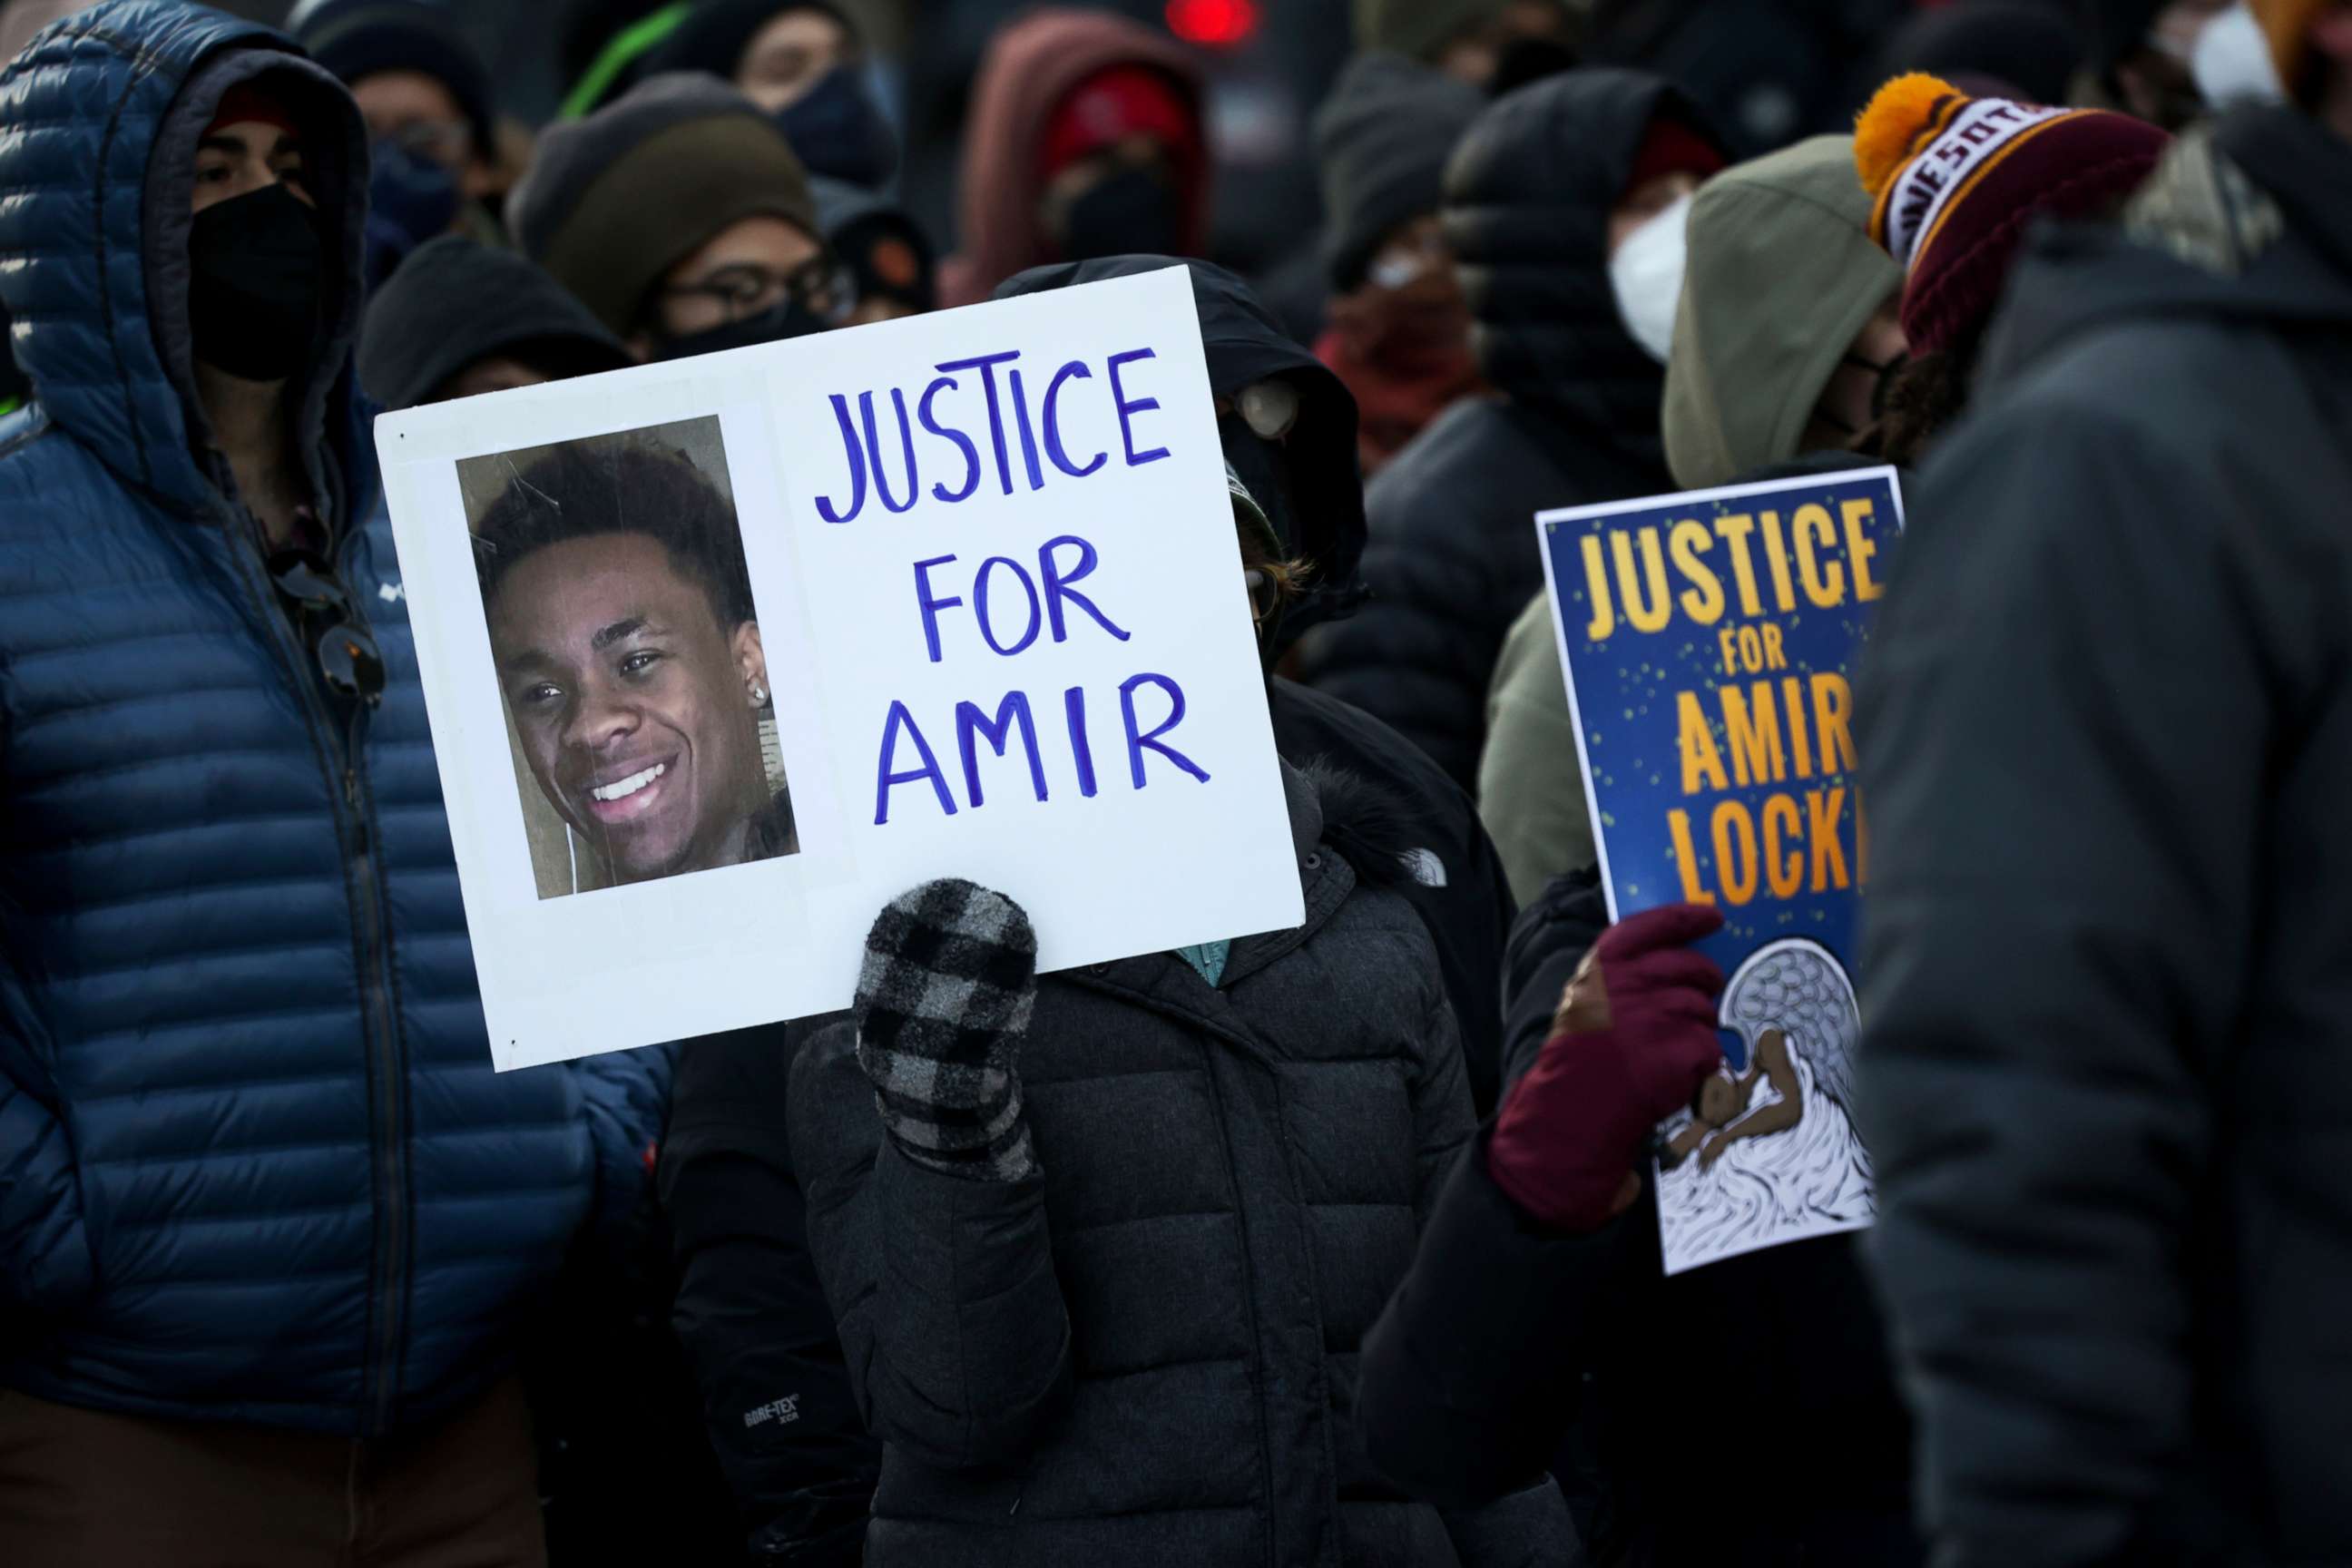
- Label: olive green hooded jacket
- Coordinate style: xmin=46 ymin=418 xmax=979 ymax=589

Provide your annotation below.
xmin=1477 ymin=134 xmax=1900 ymax=905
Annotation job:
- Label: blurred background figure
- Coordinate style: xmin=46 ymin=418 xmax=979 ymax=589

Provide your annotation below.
xmin=358 ymin=236 xmax=635 ymax=407
xmin=642 ymin=1 xmax=899 ymax=188
xmin=291 ymin=0 xmax=508 ymax=281
xmin=1872 ymin=0 xmax=2087 ymax=101
xmin=1353 ymin=0 xmax=1583 ymax=89
xmin=2078 ymin=0 xmax=2230 ymax=125
xmin=1296 ymin=69 xmax=1724 ymax=790
xmin=509 ymin=74 xmax=840 ymax=358
xmin=814 ymin=175 xmax=937 ymax=323
xmin=1310 ymin=52 xmax=1486 ymax=476
xmin=939 ymin=7 xmax=1207 ymax=304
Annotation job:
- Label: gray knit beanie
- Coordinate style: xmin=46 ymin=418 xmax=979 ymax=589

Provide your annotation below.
xmin=506 ymin=72 xmax=819 ymax=337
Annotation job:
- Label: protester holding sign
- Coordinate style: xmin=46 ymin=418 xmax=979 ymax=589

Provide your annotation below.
xmin=1478 ymin=131 xmax=1906 ymax=906
xmin=1859 ymin=3 xmax=2352 ymax=1559
xmin=0 ymin=8 xmax=667 ymax=1562
xmin=993 ymin=253 xmax=1522 ymax=1114
xmin=782 ymin=471 xmax=1573 ymax=1568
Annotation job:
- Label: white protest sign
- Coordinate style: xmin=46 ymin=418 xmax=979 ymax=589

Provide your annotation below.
xmin=377 ymin=266 xmax=1302 ymax=1070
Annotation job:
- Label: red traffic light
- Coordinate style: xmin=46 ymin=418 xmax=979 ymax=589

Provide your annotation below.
xmin=1166 ymin=0 xmax=1260 ymax=49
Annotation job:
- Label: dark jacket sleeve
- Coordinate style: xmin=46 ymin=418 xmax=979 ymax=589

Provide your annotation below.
xmin=787 ymin=1022 xmax=1073 ymax=1473
xmin=1499 ymin=868 xmax=1608 ymax=1092
xmin=1360 ymin=875 xmax=1626 ymax=1511
xmin=1857 ymin=388 xmax=2278 ymax=1566
xmin=572 ymin=1041 xmax=676 ymax=1250
xmin=661 ymin=1024 xmax=880 ymax=1564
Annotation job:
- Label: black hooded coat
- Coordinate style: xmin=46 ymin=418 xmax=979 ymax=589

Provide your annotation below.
xmin=996 ymin=253 xmax=1518 ymax=1115
xmin=1859 ymin=108 xmax=2352 ymax=1567
xmin=1294 ymin=70 xmax=1694 ymax=790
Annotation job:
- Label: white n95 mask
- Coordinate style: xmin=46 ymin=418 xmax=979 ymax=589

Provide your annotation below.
xmin=2192 ymin=3 xmax=2287 ymax=109
xmin=1609 ymin=191 xmax=1692 ymax=366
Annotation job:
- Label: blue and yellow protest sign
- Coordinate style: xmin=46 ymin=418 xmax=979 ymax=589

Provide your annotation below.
xmin=1536 ymin=466 xmax=1903 ymax=1273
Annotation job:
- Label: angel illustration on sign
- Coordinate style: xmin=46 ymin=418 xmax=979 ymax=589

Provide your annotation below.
xmin=1652 ymin=936 xmax=1876 ymax=1273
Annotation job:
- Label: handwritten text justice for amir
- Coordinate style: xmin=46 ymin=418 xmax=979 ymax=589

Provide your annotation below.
xmin=1573 ymin=494 xmax=1886 ymax=907
xmin=810 ymin=345 xmax=1212 ymax=827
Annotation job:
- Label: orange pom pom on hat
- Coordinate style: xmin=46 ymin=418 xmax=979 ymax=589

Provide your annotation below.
xmin=1854 ymin=73 xmax=2169 ymax=356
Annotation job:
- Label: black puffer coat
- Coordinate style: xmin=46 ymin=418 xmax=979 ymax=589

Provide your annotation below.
xmin=789 ymin=764 xmax=1575 ymax=1567
xmin=998 ymin=257 xmax=1520 ymax=1114
xmin=1295 ymin=71 xmax=1700 ymax=789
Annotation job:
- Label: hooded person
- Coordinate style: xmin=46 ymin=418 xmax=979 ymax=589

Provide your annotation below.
xmin=774 ymin=474 xmax=1575 ymax=1568
xmin=0 ymin=5 xmax=669 ymax=1561
xmin=1311 ymin=52 xmax=1489 ymax=477
xmin=509 ymin=72 xmax=842 ymax=360
xmin=1294 ymin=69 xmax=1726 ymax=791
xmin=1475 ymin=133 xmax=1906 ymax=906
xmin=1855 ymin=74 xmax=2169 ymax=465
xmin=1859 ymin=3 xmax=2352 ymax=1561
xmin=1871 ymin=0 xmax=2087 ymax=103
xmin=813 ymin=174 xmax=936 ymax=325
xmin=1355 ymin=0 xmax=1583 ymax=88
xmin=936 ymin=8 xmax=1208 ymax=308
xmin=358 ymin=235 xmax=634 ymax=407
xmin=289 ymin=0 xmax=505 ymax=280
xmin=1353 ymin=142 xmax=1926 ymax=1568
xmin=554 ymin=0 xmax=688 ymax=119
xmin=640 ymin=0 xmax=897 ymax=189
xmin=995 ymin=253 xmax=1522 ymax=1117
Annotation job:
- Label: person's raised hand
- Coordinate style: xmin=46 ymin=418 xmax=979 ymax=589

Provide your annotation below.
xmin=1488 ymin=903 xmax=1727 ymax=1232
xmin=853 ymin=878 xmax=1041 ymax=1182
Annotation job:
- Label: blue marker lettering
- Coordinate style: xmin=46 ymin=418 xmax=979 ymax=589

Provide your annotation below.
xmin=1043 ymin=360 xmax=1106 ymax=479
xmin=814 ymin=393 xmax=867 ymax=524
xmin=1039 ymin=534 xmax=1132 ymax=644
xmin=1106 ymin=348 xmax=1171 ymax=466
xmin=874 ymin=700 xmax=957 ymax=824
xmin=956 ymin=692 xmax=1048 ymax=808
xmin=1120 ymin=672 xmax=1208 ymax=787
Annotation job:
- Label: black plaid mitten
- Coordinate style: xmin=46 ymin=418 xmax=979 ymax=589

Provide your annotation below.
xmin=853 ymin=878 xmax=1041 ymax=1183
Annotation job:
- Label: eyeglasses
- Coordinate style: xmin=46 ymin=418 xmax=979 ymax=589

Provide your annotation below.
xmin=1244 ymin=559 xmax=1308 ymax=623
xmin=661 ymin=254 xmax=854 ymax=327
xmin=269 ymin=548 xmax=387 ymax=704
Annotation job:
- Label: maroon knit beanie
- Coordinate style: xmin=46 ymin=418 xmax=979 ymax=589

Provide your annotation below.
xmin=1855 ymin=74 xmax=2169 ymax=356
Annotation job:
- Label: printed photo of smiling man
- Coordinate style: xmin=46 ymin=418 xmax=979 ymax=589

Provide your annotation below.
xmin=462 ymin=416 xmax=799 ymax=899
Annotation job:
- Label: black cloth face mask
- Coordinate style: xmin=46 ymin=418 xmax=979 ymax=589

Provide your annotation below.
xmin=1061 ymin=166 xmax=1183 ymax=263
xmin=776 ymin=66 xmax=898 ymax=189
xmin=190 ymin=182 xmax=324 ymax=381
xmin=655 ymin=294 xmax=828 ymax=361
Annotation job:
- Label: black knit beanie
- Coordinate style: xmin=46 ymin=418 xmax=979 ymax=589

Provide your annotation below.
xmin=292 ymin=0 xmax=496 ymax=158
xmin=358 ymin=238 xmax=633 ymax=410
xmin=642 ymin=0 xmax=860 ymax=78
xmin=1315 ymin=52 xmax=1485 ymax=291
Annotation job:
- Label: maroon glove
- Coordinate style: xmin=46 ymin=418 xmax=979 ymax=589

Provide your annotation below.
xmin=1488 ymin=903 xmax=1728 ymax=1232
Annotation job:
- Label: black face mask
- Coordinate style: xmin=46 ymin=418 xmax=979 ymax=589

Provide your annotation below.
xmin=777 ymin=66 xmax=898 ymax=189
xmin=1062 ymin=167 xmax=1182 ymax=263
xmin=655 ymin=294 xmax=828 ymax=362
xmin=1218 ymin=417 xmax=1299 ymax=572
xmin=190 ymin=182 xmax=324 ymax=381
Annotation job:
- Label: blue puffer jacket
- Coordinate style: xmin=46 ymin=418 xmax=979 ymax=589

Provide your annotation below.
xmin=0 ymin=1 xmax=671 ymax=1437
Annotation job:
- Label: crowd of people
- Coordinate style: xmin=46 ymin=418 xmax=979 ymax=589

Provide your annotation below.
xmin=0 ymin=0 xmax=2346 ymax=1563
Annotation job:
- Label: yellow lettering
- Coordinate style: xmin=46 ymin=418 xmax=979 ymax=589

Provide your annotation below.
xmin=1840 ymin=498 xmax=1884 ymax=603
xmin=1794 ymin=504 xmax=1845 ymax=609
xmin=1812 ymin=672 xmax=1856 ymax=774
xmin=1611 ymin=526 xmax=1673 ymax=634
xmin=1580 ymin=534 xmax=1614 ymax=641
xmin=1712 ymin=801 xmax=1759 ymax=906
xmin=1670 ymin=519 xmax=1724 ymax=624
xmin=1808 ymin=788 xmax=1851 ymax=892
xmin=1717 ymin=627 xmax=1740 ymax=675
xmin=1677 ymin=690 xmax=1730 ymax=794
xmin=1669 ymin=809 xmax=1715 ymax=905
xmin=1760 ymin=622 xmax=1787 ymax=671
xmin=1762 ymin=794 xmax=1803 ymax=898
xmin=1721 ymin=683 xmax=1787 ymax=787
xmin=1711 ymin=513 xmax=1764 ymax=615
xmin=1781 ymin=676 xmax=1813 ymax=779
